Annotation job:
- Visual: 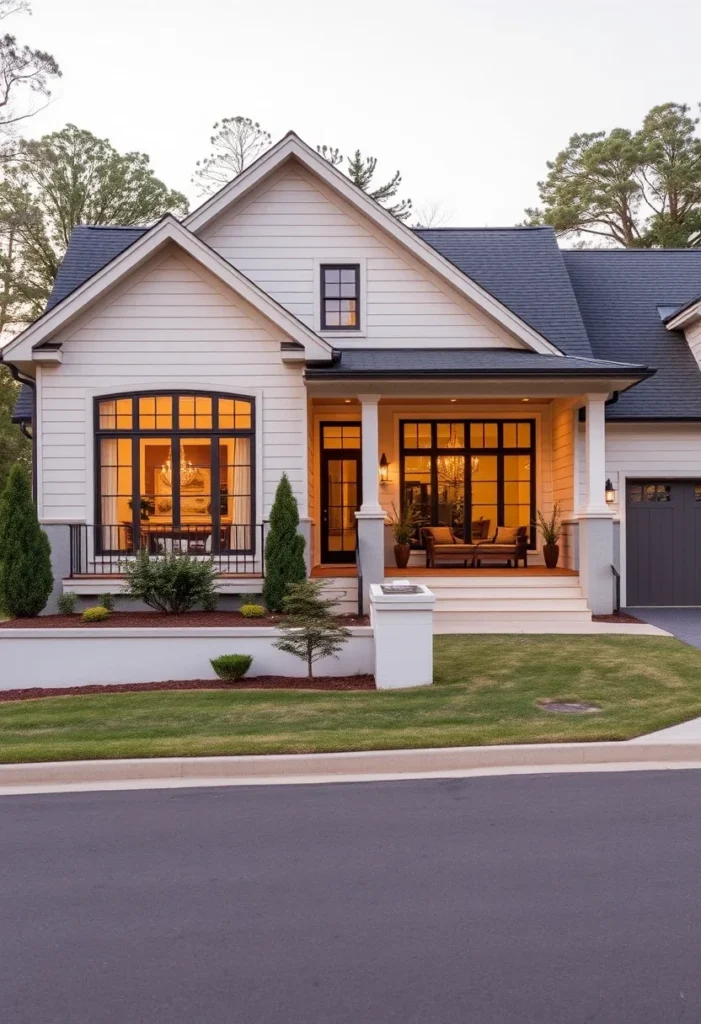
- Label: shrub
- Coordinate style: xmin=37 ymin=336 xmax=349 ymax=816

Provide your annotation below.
xmin=211 ymin=654 xmax=253 ymax=682
xmin=122 ymin=550 xmax=219 ymax=614
xmin=263 ymin=473 xmax=306 ymax=613
xmin=240 ymin=603 xmax=265 ymax=618
xmin=57 ymin=592 xmax=79 ymax=615
xmin=98 ymin=592 xmax=115 ymax=612
xmin=83 ymin=605 xmax=109 ymax=623
xmin=0 ymin=465 xmax=53 ymax=618
xmin=274 ymin=578 xmax=350 ymax=678
xmin=201 ymin=591 xmax=218 ymax=612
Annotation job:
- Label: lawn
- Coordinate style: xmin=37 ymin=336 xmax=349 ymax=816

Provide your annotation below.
xmin=3 ymin=635 xmax=701 ymax=764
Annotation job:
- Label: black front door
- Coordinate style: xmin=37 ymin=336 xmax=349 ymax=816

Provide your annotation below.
xmin=627 ymin=480 xmax=701 ymax=605
xmin=320 ymin=423 xmax=362 ymax=563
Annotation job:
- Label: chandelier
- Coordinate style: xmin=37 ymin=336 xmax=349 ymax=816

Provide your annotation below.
xmin=160 ymin=448 xmax=200 ymax=488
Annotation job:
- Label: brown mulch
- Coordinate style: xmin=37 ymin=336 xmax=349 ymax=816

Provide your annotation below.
xmin=0 ymin=675 xmax=376 ymax=702
xmin=592 ymin=612 xmax=643 ymax=624
xmin=0 ymin=611 xmax=369 ymax=629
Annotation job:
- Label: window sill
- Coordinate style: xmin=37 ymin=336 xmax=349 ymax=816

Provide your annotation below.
xmin=319 ymin=331 xmax=367 ymax=340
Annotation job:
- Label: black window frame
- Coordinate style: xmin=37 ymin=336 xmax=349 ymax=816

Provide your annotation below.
xmin=94 ymin=390 xmax=256 ymax=556
xmin=320 ymin=263 xmax=361 ymax=331
xmin=399 ymin=418 xmax=537 ymax=548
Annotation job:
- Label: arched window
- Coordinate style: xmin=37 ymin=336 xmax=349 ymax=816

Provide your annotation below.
xmin=95 ymin=392 xmax=254 ymax=555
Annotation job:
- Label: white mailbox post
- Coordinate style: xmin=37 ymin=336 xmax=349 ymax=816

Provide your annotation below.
xmin=369 ymin=581 xmax=435 ymax=690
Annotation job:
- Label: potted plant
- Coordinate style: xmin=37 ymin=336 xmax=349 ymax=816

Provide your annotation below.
xmin=387 ymin=501 xmax=421 ymax=569
xmin=535 ymin=501 xmax=562 ymax=569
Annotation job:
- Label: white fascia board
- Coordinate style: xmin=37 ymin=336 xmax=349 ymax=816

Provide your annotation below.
xmin=185 ymin=133 xmax=563 ymax=357
xmin=666 ymin=301 xmax=701 ymax=331
xmin=3 ymin=216 xmax=333 ymax=362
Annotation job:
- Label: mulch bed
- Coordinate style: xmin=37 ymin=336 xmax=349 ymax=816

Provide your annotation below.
xmin=0 ymin=611 xmax=369 ymax=629
xmin=592 ymin=612 xmax=643 ymax=624
xmin=0 ymin=675 xmax=377 ymax=702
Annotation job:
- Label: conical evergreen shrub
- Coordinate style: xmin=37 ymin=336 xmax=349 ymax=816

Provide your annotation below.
xmin=0 ymin=464 xmax=53 ymax=617
xmin=263 ymin=473 xmax=306 ymax=612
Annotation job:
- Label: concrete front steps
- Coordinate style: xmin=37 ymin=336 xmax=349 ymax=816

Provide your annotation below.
xmin=424 ymin=574 xmax=592 ymax=633
xmin=317 ymin=572 xmax=593 ymax=631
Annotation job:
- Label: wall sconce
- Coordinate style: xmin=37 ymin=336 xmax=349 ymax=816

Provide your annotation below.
xmin=379 ymin=453 xmax=389 ymax=484
xmin=605 ymin=478 xmax=616 ymax=504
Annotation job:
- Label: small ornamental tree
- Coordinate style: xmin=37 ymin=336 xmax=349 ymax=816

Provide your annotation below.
xmin=0 ymin=463 xmax=52 ymax=617
xmin=263 ymin=473 xmax=306 ymax=612
xmin=274 ymin=578 xmax=350 ymax=678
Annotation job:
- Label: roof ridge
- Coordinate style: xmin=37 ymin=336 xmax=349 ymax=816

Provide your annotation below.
xmin=414 ymin=225 xmax=552 ymax=233
xmin=562 ymin=247 xmax=701 ymax=255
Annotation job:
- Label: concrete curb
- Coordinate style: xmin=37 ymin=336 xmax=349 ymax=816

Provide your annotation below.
xmin=2 ymin=741 xmax=701 ymax=792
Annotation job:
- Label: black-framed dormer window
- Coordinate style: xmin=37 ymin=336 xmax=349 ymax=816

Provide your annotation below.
xmin=320 ymin=264 xmax=360 ymax=330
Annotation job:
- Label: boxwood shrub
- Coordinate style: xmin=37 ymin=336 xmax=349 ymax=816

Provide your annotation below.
xmin=210 ymin=654 xmax=253 ymax=682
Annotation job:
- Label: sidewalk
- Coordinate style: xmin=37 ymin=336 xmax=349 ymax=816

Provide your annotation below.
xmin=2 ymin=741 xmax=701 ymax=795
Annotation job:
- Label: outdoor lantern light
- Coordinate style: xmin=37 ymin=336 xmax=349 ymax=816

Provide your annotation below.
xmin=605 ymin=478 xmax=617 ymax=503
xmin=379 ymin=453 xmax=389 ymax=483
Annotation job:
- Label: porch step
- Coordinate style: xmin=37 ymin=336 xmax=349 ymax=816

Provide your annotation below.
xmin=435 ymin=599 xmax=590 ymax=615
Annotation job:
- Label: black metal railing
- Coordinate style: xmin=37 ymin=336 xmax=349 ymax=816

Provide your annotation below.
xmin=611 ymin=564 xmax=621 ymax=614
xmin=69 ymin=523 xmax=265 ymax=577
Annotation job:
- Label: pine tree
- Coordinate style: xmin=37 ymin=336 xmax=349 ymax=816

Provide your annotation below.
xmin=0 ymin=463 xmax=52 ymax=617
xmin=262 ymin=473 xmax=306 ymax=612
xmin=274 ymin=578 xmax=350 ymax=678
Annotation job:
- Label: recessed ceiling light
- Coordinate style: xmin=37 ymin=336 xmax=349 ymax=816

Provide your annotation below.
xmin=521 ymin=398 xmax=530 ymax=402
xmin=344 ymin=399 xmax=352 ymax=404
xmin=450 ymin=398 xmax=457 ymax=403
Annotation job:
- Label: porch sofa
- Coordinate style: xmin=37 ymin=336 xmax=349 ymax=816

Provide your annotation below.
xmin=422 ymin=524 xmax=528 ymax=569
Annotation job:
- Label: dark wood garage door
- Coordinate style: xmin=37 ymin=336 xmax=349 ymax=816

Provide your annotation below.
xmin=627 ymin=480 xmax=701 ymax=605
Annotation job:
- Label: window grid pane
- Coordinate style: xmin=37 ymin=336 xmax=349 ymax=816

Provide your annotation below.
xmin=322 ymin=265 xmax=359 ymax=330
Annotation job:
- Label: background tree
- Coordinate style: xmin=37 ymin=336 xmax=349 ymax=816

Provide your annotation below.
xmin=0 ymin=124 xmax=189 ymax=326
xmin=0 ymin=363 xmax=29 ymax=493
xmin=413 ymin=200 xmax=452 ymax=228
xmin=525 ymin=102 xmax=701 ymax=248
xmin=193 ymin=116 xmax=272 ymax=196
xmin=0 ymin=462 xmax=52 ymax=616
xmin=274 ymin=578 xmax=350 ymax=678
xmin=0 ymin=1 xmax=61 ymax=159
xmin=318 ymin=144 xmax=412 ymax=220
xmin=263 ymin=473 xmax=306 ymax=612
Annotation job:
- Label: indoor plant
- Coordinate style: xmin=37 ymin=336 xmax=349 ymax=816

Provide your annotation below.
xmin=535 ymin=502 xmax=562 ymax=569
xmin=387 ymin=501 xmax=421 ymax=569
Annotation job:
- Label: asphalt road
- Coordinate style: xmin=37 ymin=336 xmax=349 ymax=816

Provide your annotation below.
xmin=2 ymin=772 xmax=701 ymax=1024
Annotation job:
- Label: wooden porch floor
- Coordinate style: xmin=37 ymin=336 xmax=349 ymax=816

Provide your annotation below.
xmin=311 ymin=565 xmax=578 ymax=578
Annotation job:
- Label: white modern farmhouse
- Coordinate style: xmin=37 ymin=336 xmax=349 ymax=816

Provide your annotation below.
xmin=4 ymin=131 xmax=701 ymax=626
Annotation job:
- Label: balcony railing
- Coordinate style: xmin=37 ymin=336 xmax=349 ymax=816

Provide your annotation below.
xmin=68 ymin=523 xmax=265 ymax=578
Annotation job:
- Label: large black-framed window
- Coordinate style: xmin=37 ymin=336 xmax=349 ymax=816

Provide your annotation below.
xmin=95 ymin=391 xmax=255 ymax=555
xmin=400 ymin=419 xmax=536 ymax=547
xmin=320 ymin=264 xmax=360 ymax=330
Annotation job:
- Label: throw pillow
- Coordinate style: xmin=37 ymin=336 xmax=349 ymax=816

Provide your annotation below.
xmin=493 ymin=526 xmax=520 ymax=545
xmin=426 ymin=527 xmax=455 ymax=544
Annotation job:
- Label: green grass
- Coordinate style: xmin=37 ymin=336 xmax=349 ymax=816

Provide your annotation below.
xmin=3 ymin=635 xmax=701 ymax=764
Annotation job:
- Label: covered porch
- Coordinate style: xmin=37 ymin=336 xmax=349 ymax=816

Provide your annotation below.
xmin=304 ymin=358 xmax=642 ymax=615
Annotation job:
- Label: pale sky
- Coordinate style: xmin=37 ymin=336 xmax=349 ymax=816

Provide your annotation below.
xmin=24 ymin=0 xmax=701 ymax=226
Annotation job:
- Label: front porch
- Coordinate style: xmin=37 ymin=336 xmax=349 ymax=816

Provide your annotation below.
xmin=306 ymin=384 xmax=618 ymax=616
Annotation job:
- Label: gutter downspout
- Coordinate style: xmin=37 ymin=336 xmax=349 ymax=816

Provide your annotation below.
xmin=3 ymin=356 xmax=38 ymax=502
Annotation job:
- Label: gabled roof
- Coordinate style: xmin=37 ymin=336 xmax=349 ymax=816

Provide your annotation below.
xmin=2 ymin=216 xmax=333 ymax=363
xmin=184 ymin=133 xmax=563 ymax=357
xmin=415 ymin=227 xmax=593 ymax=359
xmin=563 ymin=249 xmax=701 ymax=418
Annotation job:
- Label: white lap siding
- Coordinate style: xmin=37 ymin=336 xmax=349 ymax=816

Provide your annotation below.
xmin=38 ymin=247 xmax=306 ymax=524
xmin=201 ymin=165 xmax=526 ymax=351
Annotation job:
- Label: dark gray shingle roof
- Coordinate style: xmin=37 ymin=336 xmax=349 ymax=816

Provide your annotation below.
xmin=10 ymin=381 xmax=32 ymax=422
xmin=47 ymin=225 xmax=148 ymax=310
xmin=305 ymin=348 xmax=648 ymax=380
xmin=563 ymin=250 xmax=701 ymax=418
xmin=415 ymin=226 xmax=593 ymax=358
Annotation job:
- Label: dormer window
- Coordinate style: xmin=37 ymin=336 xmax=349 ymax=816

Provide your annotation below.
xmin=320 ymin=264 xmax=360 ymax=330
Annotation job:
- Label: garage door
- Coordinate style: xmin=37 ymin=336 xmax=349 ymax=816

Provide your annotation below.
xmin=627 ymin=480 xmax=701 ymax=606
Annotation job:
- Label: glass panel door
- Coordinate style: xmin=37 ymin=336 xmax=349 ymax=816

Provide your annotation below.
xmin=320 ymin=421 xmax=362 ymax=563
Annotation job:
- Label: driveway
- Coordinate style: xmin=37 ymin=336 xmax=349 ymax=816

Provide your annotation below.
xmin=2 ymin=774 xmax=701 ymax=1023
xmin=626 ymin=606 xmax=701 ymax=648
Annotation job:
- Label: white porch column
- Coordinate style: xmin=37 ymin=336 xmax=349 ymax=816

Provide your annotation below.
xmin=578 ymin=393 xmax=614 ymax=614
xmin=355 ymin=394 xmax=385 ymax=608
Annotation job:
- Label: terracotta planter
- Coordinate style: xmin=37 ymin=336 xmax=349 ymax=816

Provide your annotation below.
xmin=543 ymin=543 xmax=560 ymax=569
xmin=394 ymin=543 xmax=411 ymax=569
